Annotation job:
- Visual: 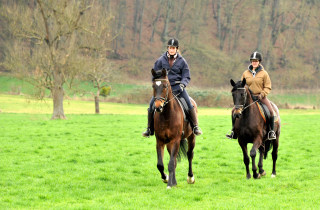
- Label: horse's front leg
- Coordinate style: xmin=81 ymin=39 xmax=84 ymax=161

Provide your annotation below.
xmin=156 ymin=141 xmax=168 ymax=183
xmin=258 ymin=145 xmax=266 ymax=176
xmin=187 ymin=135 xmax=196 ymax=184
xmin=239 ymin=141 xmax=251 ymax=179
xmin=166 ymin=140 xmax=179 ymax=188
xmin=250 ymin=140 xmax=262 ymax=179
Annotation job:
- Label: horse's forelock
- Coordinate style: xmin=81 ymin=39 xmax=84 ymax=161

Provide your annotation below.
xmin=152 ymin=70 xmax=167 ymax=81
xmin=231 ymin=80 xmax=243 ymax=92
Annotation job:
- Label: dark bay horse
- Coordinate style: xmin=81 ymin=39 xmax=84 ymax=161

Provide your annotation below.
xmin=151 ymin=68 xmax=197 ymax=188
xmin=230 ymin=78 xmax=280 ymax=179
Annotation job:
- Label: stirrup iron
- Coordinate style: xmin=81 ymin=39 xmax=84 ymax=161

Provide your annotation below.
xmin=267 ymin=131 xmax=276 ymax=140
xmin=193 ymin=126 xmax=202 ymax=136
xmin=142 ymin=128 xmax=151 ymax=138
xmin=226 ymin=130 xmax=234 ymax=139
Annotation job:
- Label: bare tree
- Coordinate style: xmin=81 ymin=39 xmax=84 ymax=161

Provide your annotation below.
xmin=1 ymin=0 xmax=103 ymax=119
xmin=78 ymin=3 xmax=115 ymax=114
xmin=81 ymin=57 xmax=112 ymax=114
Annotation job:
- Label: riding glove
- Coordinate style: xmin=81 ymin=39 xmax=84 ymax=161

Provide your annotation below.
xmin=179 ymin=84 xmax=185 ymax=92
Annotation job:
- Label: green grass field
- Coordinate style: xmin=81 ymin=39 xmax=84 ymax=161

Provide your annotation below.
xmin=0 ymin=94 xmax=320 ymax=209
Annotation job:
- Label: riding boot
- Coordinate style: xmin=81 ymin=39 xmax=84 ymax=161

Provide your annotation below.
xmin=142 ymin=109 xmax=154 ymax=137
xmin=267 ymin=116 xmax=276 ymax=140
xmin=188 ymin=108 xmax=202 ymax=136
xmin=226 ymin=115 xmax=237 ymax=139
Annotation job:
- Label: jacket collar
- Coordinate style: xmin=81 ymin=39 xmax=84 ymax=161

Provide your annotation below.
xmin=248 ymin=64 xmax=263 ymax=73
xmin=163 ymin=52 xmax=180 ymax=60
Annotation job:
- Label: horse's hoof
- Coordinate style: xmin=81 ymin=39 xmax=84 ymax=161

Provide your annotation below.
xmin=187 ymin=176 xmax=195 ymax=184
xmin=246 ymin=174 xmax=251 ymax=179
xmin=255 ymin=174 xmax=261 ymax=179
xmin=167 ymin=186 xmax=171 ymax=189
xmin=162 ymin=174 xmax=169 ymax=183
xmin=271 ymin=174 xmax=276 ymax=178
xmin=260 ymin=171 xmax=266 ymax=176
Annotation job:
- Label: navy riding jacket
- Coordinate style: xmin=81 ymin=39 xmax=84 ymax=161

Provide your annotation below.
xmin=153 ymin=52 xmax=191 ymax=93
xmin=148 ymin=52 xmax=193 ymax=111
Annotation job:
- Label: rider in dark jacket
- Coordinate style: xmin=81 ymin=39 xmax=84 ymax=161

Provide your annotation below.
xmin=142 ymin=38 xmax=202 ymax=137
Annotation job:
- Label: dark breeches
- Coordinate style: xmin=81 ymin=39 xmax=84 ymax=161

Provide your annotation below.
xmin=260 ymin=97 xmax=274 ymax=117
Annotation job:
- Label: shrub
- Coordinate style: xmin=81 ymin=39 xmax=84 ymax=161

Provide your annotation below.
xmin=100 ymin=86 xmax=111 ymax=97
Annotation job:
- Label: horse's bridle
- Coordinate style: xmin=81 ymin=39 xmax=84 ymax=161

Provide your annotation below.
xmin=153 ymin=79 xmax=181 ymax=107
xmin=233 ymin=87 xmax=258 ymax=111
xmin=154 ymin=79 xmax=170 ymax=105
xmin=233 ymin=87 xmax=247 ymax=111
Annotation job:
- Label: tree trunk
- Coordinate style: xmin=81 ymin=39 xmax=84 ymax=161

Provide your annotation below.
xmin=150 ymin=0 xmax=163 ymax=42
xmin=257 ymin=0 xmax=267 ymax=51
xmin=175 ymin=0 xmax=187 ymax=39
xmin=51 ymin=75 xmax=65 ymax=119
xmin=95 ymin=96 xmax=100 ymax=114
xmin=161 ymin=0 xmax=173 ymax=42
xmin=138 ymin=0 xmax=145 ymax=49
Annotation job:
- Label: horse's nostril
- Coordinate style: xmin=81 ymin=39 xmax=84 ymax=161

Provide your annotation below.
xmin=156 ymin=106 xmax=163 ymax=112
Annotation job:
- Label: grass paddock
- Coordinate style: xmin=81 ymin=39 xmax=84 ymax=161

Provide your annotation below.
xmin=0 ymin=94 xmax=319 ymax=208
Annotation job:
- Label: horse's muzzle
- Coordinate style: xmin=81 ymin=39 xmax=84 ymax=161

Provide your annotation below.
xmin=233 ymin=108 xmax=242 ymax=118
xmin=156 ymin=106 xmax=163 ymax=112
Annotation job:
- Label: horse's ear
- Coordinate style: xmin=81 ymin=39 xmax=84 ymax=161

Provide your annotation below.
xmin=241 ymin=78 xmax=246 ymax=87
xmin=230 ymin=79 xmax=236 ymax=87
xmin=161 ymin=68 xmax=167 ymax=77
xmin=151 ymin=69 xmax=156 ymax=77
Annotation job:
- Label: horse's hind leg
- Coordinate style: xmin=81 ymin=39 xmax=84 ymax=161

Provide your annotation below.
xmin=166 ymin=140 xmax=179 ymax=188
xmin=156 ymin=141 xmax=168 ymax=183
xmin=258 ymin=145 xmax=266 ymax=176
xmin=271 ymin=138 xmax=279 ymax=178
xmin=187 ymin=135 xmax=195 ymax=184
xmin=239 ymin=141 xmax=251 ymax=179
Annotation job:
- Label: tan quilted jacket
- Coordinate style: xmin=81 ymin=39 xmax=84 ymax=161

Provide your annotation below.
xmin=241 ymin=65 xmax=271 ymax=98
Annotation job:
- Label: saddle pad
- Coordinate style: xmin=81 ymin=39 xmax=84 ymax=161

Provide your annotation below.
xmin=256 ymin=102 xmax=267 ymax=123
xmin=256 ymin=102 xmax=279 ymax=123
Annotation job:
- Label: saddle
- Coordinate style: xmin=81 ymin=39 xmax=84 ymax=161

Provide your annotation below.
xmin=256 ymin=101 xmax=279 ymax=124
xmin=175 ymin=95 xmax=190 ymax=121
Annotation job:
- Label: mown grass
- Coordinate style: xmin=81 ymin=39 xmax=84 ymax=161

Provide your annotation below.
xmin=0 ymin=95 xmax=319 ymax=209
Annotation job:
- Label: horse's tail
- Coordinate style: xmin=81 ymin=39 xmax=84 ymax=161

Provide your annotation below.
xmin=177 ymin=139 xmax=188 ymax=162
xmin=264 ymin=140 xmax=273 ymax=159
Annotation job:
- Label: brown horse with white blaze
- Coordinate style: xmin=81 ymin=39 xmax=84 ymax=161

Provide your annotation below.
xmin=230 ymin=78 xmax=280 ymax=179
xmin=151 ymin=68 xmax=197 ymax=188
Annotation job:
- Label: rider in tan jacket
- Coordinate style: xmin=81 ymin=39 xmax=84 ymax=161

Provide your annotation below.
xmin=227 ymin=51 xmax=276 ymax=140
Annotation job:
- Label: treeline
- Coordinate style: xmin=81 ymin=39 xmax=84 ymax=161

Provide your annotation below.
xmin=1 ymin=0 xmax=320 ymax=90
xmin=107 ymin=0 xmax=320 ymax=89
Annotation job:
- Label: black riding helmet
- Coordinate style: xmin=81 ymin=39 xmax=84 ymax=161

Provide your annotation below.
xmin=167 ymin=38 xmax=179 ymax=48
xmin=250 ymin=51 xmax=262 ymax=62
